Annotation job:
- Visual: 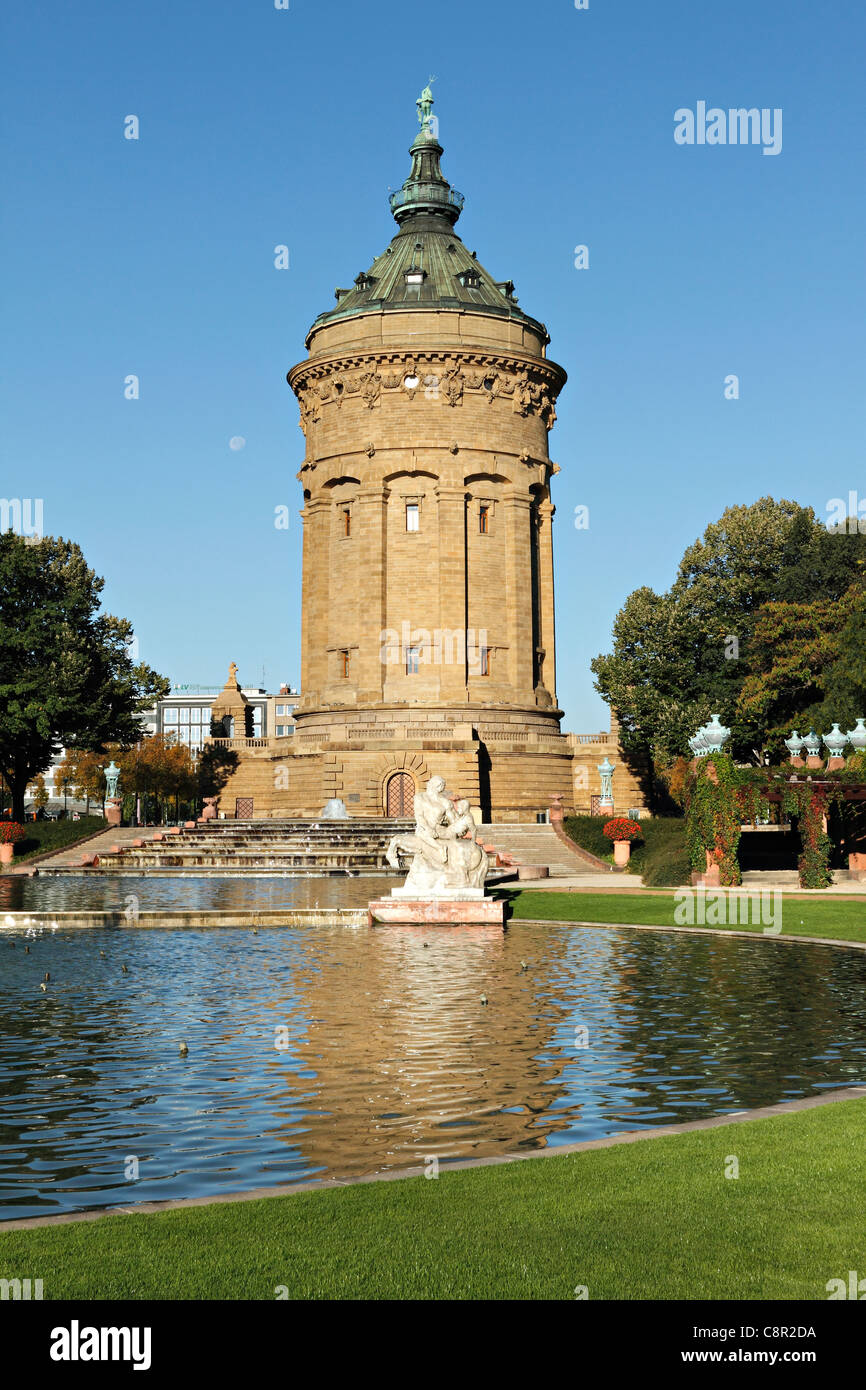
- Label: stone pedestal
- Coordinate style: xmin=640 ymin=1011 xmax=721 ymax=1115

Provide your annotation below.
xmin=368 ymin=897 xmax=504 ymax=925
xmin=105 ymin=799 xmax=122 ymax=827
xmin=613 ymin=840 xmax=631 ymax=868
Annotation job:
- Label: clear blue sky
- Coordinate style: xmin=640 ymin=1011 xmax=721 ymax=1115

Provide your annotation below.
xmin=2 ymin=0 xmax=863 ymax=728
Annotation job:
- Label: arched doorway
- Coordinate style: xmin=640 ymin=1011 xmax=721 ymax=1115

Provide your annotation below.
xmin=386 ymin=772 xmax=415 ymax=818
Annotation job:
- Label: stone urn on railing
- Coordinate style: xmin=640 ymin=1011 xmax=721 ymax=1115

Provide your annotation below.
xmin=823 ymin=723 xmax=848 ymax=770
xmin=846 ymin=718 xmax=866 ymax=754
xmin=603 ymin=817 xmax=642 ymax=868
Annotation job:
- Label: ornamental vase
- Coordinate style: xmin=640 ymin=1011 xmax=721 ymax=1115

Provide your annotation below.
xmin=846 ymin=718 xmax=866 ymax=752
xmin=0 ymin=844 xmax=14 ymax=866
xmin=613 ymin=840 xmax=631 ymax=867
xmin=823 ymin=723 xmax=848 ymax=759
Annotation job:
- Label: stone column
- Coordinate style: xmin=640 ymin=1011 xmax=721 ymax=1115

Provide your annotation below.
xmin=300 ymin=496 xmax=330 ymax=702
xmin=355 ymin=483 xmax=388 ymax=701
xmin=535 ymin=497 xmax=557 ymax=704
xmin=436 ymin=483 xmax=468 ymax=700
xmin=503 ymin=487 xmax=535 ymax=703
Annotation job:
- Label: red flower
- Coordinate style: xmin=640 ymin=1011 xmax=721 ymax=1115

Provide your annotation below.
xmin=602 ymin=818 xmax=642 ymax=843
xmin=0 ymin=822 xmax=26 ymax=845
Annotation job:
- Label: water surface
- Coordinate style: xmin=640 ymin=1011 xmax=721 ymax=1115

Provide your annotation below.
xmin=1 ymin=921 xmax=864 ymax=1218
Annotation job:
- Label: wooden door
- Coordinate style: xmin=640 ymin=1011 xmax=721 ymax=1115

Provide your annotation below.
xmin=235 ymin=797 xmax=254 ymax=819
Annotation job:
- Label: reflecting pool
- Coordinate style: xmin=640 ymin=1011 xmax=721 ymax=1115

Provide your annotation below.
xmin=1 ymin=921 xmax=865 ymax=1218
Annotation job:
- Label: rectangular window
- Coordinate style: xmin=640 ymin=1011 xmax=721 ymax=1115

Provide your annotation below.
xmin=339 ymin=649 xmax=350 ymax=678
xmin=342 ymin=507 xmax=351 ymax=537
xmin=163 ymin=708 xmax=178 ymax=725
xmin=480 ymin=646 xmax=490 ymax=676
xmin=276 ymin=704 xmax=286 ymax=716
xmin=406 ymin=645 xmax=422 ymax=674
xmin=479 ymin=505 xmax=489 ymax=534
xmin=405 ymin=503 xmax=419 ymax=532
xmin=276 ymin=725 xmax=286 ymax=737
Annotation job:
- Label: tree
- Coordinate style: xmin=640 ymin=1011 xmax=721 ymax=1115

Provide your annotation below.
xmin=737 ymin=584 xmax=865 ymax=750
xmin=119 ymin=735 xmax=196 ymax=824
xmin=592 ymin=498 xmax=866 ymax=770
xmin=0 ymin=533 xmax=168 ymax=821
xmin=61 ymin=749 xmax=112 ymax=814
xmin=27 ymin=774 xmax=50 ymax=815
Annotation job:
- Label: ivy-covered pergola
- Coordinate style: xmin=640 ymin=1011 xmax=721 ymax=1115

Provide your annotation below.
xmin=684 ymin=718 xmax=866 ymax=890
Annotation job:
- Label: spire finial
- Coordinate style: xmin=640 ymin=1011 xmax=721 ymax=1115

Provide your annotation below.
xmin=391 ymin=84 xmax=463 ymax=227
xmin=416 ymin=77 xmax=436 ymax=134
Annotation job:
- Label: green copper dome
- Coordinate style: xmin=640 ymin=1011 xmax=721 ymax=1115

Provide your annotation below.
xmin=308 ymin=86 xmax=548 ymax=344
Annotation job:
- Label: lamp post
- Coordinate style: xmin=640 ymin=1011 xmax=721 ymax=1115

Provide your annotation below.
xmin=598 ymin=757 xmax=615 ymax=812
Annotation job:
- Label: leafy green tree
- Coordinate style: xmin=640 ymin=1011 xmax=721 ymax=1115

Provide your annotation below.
xmin=0 ymin=533 xmax=168 ymax=821
xmin=737 ymin=584 xmax=865 ymax=750
xmin=592 ymin=498 xmax=866 ymax=771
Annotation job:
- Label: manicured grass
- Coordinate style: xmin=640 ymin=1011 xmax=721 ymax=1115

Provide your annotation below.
xmin=2 ymin=1098 xmax=865 ymax=1299
xmin=1 ymin=816 xmax=105 ymax=868
xmin=502 ymin=889 xmax=866 ymax=942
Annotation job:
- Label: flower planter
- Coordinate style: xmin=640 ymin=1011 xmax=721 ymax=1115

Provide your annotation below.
xmin=613 ymin=840 xmax=631 ymax=868
xmin=0 ymin=844 xmax=15 ymax=866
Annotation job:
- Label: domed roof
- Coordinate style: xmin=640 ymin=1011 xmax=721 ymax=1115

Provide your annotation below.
xmin=307 ymin=86 xmax=548 ymax=346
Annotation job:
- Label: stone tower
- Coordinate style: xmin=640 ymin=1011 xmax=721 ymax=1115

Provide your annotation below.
xmin=284 ymin=89 xmax=575 ymax=821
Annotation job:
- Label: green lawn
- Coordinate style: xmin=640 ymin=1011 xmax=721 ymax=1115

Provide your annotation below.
xmin=502 ymin=889 xmax=866 ymax=943
xmin=1 ymin=816 xmax=105 ymax=868
xmin=2 ymin=1097 xmax=864 ymax=1300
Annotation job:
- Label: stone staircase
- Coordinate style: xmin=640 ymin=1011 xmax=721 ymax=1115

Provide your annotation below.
xmin=38 ymin=818 xmax=414 ymax=876
xmin=478 ymin=823 xmax=611 ymax=878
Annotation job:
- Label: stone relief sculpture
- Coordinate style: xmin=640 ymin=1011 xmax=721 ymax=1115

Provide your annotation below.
xmin=386 ymin=775 xmax=489 ymax=893
xmin=360 ymin=370 xmax=382 ymax=409
xmin=442 ymin=362 xmax=464 ymax=407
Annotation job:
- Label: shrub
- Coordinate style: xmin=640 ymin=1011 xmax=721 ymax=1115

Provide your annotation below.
xmin=0 ymin=822 xmax=26 ymax=845
xmin=563 ymin=816 xmax=612 ymax=860
xmin=641 ymin=845 xmax=693 ymax=887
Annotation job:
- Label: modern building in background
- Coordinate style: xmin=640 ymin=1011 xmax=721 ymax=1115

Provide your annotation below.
xmin=148 ymin=683 xmax=300 ymax=751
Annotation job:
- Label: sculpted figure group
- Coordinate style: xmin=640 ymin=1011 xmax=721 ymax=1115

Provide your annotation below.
xmin=386 ymin=776 xmax=489 ymax=893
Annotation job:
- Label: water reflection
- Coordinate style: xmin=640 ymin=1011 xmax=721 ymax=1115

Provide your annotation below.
xmin=1 ymin=922 xmax=864 ymax=1218
xmin=0 ymin=874 xmax=397 ymax=913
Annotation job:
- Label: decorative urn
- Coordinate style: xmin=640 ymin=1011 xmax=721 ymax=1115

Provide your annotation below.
xmin=803 ymin=730 xmax=823 ymax=767
xmin=823 ymin=723 xmax=848 ymax=769
xmin=784 ymin=730 xmax=805 ymax=764
xmin=704 ymin=714 xmax=731 ymax=754
xmin=846 ymin=718 xmax=866 ymax=752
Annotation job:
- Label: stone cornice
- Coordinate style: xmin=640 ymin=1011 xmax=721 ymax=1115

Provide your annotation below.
xmin=287 ymin=347 xmax=566 ymax=435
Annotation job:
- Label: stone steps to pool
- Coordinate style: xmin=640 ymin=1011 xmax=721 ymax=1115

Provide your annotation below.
xmin=34 ymin=817 xmax=416 ymax=876
xmin=478 ymin=823 xmax=612 ymax=877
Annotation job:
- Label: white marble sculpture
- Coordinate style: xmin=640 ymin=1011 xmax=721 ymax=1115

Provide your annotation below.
xmin=386 ymin=776 xmax=489 ymax=897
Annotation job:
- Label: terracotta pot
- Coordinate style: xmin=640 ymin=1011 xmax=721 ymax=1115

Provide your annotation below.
xmin=0 ymin=843 xmax=15 ymax=865
xmin=613 ymin=840 xmax=631 ymax=867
